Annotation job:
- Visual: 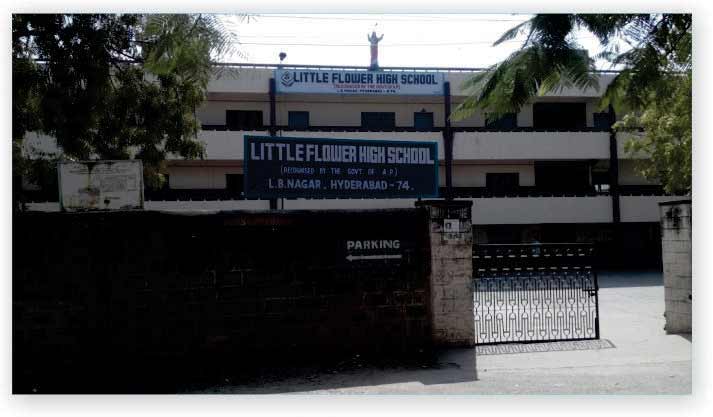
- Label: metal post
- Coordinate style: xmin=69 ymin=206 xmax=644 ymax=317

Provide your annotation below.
xmin=608 ymin=104 xmax=620 ymax=223
xmin=594 ymin=268 xmax=601 ymax=339
xmin=269 ymin=78 xmax=277 ymax=136
xmin=269 ymin=78 xmax=278 ymax=210
xmin=443 ymin=82 xmax=453 ymax=200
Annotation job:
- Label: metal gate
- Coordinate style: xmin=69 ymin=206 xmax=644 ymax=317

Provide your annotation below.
xmin=472 ymin=243 xmax=600 ymax=345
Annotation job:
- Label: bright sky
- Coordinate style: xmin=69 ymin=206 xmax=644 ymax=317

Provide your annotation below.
xmin=218 ymin=14 xmax=623 ymax=69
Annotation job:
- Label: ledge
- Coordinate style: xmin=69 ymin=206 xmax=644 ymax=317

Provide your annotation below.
xmin=658 ymin=199 xmax=692 ymax=206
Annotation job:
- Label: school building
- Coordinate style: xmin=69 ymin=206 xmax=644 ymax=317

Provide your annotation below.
xmin=22 ymin=63 xmax=681 ymax=266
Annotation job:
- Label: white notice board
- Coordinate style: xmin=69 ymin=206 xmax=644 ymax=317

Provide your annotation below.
xmin=58 ymin=160 xmax=144 ymax=211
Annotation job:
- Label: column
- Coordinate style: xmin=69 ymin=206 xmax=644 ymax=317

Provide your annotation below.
xmin=416 ymin=200 xmax=475 ymax=346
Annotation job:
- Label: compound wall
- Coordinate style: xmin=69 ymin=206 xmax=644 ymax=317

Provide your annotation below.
xmin=13 ymin=209 xmax=431 ymax=393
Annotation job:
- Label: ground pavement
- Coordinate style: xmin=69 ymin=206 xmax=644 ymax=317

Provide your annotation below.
xmin=193 ymin=270 xmax=691 ymax=394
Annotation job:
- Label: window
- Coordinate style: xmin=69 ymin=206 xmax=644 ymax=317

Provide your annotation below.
xmin=414 ymin=112 xmax=434 ymax=129
xmin=593 ymin=112 xmax=613 ymax=129
xmin=288 ymin=111 xmax=310 ymax=129
xmin=225 ymin=174 xmax=244 ymax=196
xmin=485 ymin=113 xmax=517 ymax=129
xmin=361 ymin=112 xmax=395 ymax=129
xmin=591 ymin=170 xmax=610 ymax=193
xmin=486 ymin=173 xmax=519 ymax=194
xmin=226 ymin=110 xmax=263 ymax=130
xmin=533 ymin=103 xmax=587 ymax=129
xmin=535 ymin=161 xmax=591 ymax=193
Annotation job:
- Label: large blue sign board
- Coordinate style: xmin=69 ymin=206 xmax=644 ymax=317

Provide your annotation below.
xmin=244 ymin=136 xmax=439 ymax=199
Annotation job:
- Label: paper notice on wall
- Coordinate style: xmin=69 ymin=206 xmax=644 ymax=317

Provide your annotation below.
xmin=443 ymin=218 xmax=466 ymax=244
xmin=58 ymin=160 xmax=144 ymax=211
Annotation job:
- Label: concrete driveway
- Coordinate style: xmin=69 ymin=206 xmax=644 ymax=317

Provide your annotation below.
xmin=194 ymin=270 xmax=691 ymax=394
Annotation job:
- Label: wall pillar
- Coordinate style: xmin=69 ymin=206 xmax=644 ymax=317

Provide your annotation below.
xmin=659 ymin=200 xmax=692 ymax=334
xmin=416 ymin=200 xmax=474 ymax=347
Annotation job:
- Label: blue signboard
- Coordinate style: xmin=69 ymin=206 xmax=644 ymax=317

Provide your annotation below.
xmin=244 ymin=136 xmax=439 ymax=199
xmin=275 ymin=69 xmax=444 ymax=96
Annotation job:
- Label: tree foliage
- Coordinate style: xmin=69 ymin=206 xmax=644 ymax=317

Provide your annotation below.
xmin=618 ymin=70 xmax=691 ymax=195
xmin=453 ymin=14 xmax=692 ymax=194
xmin=12 ymin=14 xmax=241 ymax=192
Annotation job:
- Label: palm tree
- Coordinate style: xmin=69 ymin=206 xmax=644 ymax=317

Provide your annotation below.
xmin=141 ymin=14 xmax=249 ymax=86
xmin=452 ymin=14 xmax=691 ymax=194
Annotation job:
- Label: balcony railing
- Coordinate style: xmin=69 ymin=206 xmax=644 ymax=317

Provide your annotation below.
xmin=200 ymin=125 xmax=610 ymax=133
xmin=23 ymin=194 xmax=683 ymax=224
xmin=140 ymin=186 xmax=676 ymax=202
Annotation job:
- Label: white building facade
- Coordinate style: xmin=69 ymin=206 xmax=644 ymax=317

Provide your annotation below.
xmin=23 ymin=63 xmax=681 ymax=266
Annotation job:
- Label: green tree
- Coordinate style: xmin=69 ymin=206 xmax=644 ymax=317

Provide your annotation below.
xmin=12 ymin=14 xmax=241 ymax=199
xmin=618 ymin=70 xmax=691 ymax=194
xmin=452 ymin=14 xmax=692 ymax=194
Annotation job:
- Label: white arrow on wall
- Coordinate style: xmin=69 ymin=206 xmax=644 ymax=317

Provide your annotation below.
xmin=346 ymin=254 xmax=403 ymax=262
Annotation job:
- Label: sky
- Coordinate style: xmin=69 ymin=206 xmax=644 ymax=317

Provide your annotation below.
xmin=218 ymin=14 xmax=625 ymax=69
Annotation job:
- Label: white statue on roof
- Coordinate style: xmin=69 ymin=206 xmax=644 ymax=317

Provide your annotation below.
xmin=367 ymin=28 xmax=384 ymax=70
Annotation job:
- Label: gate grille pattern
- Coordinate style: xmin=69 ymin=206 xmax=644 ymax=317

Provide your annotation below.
xmin=473 ymin=244 xmax=600 ymax=345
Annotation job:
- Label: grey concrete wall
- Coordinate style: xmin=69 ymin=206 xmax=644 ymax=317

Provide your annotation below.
xmin=659 ymin=200 xmax=692 ymax=334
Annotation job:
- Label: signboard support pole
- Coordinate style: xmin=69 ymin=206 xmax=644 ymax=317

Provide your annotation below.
xmin=443 ymin=82 xmax=453 ymax=201
xmin=607 ymin=104 xmax=620 ymax=224
xmin=269 ymin=78 xmax=277 ymax=135
xmin=269 ymin=78 xmax=278 ymax=210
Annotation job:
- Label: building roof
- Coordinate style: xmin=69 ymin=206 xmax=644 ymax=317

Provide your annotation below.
xmin=213 ymin=62 xmax=622 ymax=74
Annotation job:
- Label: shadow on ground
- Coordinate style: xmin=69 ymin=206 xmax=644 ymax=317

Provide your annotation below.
xmin=15 ymin=348 xmax=477 ymax=394
xmin=188 ymin=348 xmax=478 ymax=394
xmin=676 ymin=333 xmax=692 ymax=342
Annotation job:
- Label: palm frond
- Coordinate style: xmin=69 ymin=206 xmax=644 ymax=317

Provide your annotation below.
xmin=453 ymin=41 xmax=599 ymax=121
xmin=493 ymin=19 xmax=532 ymax=46
xmin=141 ymin=14 xmax=245 ymax=85
xmin=574 ymin=14 xmax=647 ymax=45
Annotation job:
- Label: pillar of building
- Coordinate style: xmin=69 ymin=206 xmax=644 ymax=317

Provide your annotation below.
xmin=416 ymin=200 xmax=475 ymax=347
xmin=659 ymin=200 xmax=692 ymax=334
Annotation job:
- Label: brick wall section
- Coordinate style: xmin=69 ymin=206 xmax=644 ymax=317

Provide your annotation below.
xmin=659 ymin=200 xmax=692 ymax=334
xmin=416 ymin=200 xmax=475 ymax=347
xmin=13 ymin=209 xmax=431 ymax=392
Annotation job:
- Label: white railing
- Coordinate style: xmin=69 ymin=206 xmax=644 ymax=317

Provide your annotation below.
xmin=22 ymin=129 xmax=637 ymax=163
xmin=453 ymin=131 xmax=610 ymax=160
xmin=196 ymin=129 xmax=615 ymax=162
xmin=24 ymin=200 xmax=270 ymax=212
xmin=470 ymin=196 xmax=612 ymax=224
xmin=25 ymin=195 xmax=675 ymax=224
